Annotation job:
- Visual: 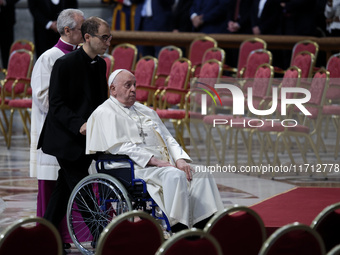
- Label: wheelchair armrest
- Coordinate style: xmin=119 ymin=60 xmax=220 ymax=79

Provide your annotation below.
xmin=96 ymin=153 xmax=130 ymax=161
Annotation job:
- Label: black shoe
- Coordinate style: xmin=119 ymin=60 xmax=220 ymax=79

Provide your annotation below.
xmin=170 ymin=223 xmax=188 ymax=233
xmin=91 ymin=240 xmax=97 ymax=249
xmin=63 ymin=243 xmax=71 ymax=249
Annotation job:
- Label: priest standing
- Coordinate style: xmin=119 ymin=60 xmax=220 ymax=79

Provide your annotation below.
xmin=86 ymin=69 xmax=224 ymax=232
xmin=38 ymin=16 xmax=110 ymax=239
xmin=30 ymin=9 xmax=85 ymax=247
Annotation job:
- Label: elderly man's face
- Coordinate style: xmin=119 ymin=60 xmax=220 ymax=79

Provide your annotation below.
xmin=111 ymin=71 xmax=137 ymax=107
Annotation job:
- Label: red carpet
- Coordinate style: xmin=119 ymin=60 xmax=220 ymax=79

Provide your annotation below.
xmin=250 ymin=187 xmax=340 ymax=236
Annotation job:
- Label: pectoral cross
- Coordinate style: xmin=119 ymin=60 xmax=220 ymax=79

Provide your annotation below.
xmin=139 ymin=128 xmax=148 ymax=144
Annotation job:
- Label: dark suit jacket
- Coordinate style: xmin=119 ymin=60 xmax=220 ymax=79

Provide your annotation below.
xmin=132 ymin=0 xmax=174 ymax=32
xmin=281 ymin=0 xmax=317 ymax=36
xmin=251 ymin=0 xmax=283 ymax=35
xmin=190 ymin=0 xmax=230 ymax=33
xmin=38 ymin=47 xmax=108 ymax=161
xmin=0 ymin=0 xmax=19 ymax=67
xmin=173 ymin=0 xmax=194 ymax=32
xmin=226 ymin=0 xmax=253 ymax=34
xmin=28 ymin=0 xmax=78 ymax=57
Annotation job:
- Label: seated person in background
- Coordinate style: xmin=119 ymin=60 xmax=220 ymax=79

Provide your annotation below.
xmin=86 ymin=69 xmax=224 ymax=232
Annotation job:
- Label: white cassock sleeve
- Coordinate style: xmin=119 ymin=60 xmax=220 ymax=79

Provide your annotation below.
xmin=107 ymin=142 xmax=154 ymax=168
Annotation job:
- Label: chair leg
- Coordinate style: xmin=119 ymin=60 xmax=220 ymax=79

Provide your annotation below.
xmin=334 ymin=117 xmax=340 ymax=160
xmin=1 ymin=109 xmax=9 ymax=130
xmin=7 ymin=109 xmax=15 ymax=149
xmin=18 ymin=109 xmax=31 ymax=146
xmin=0 ymin=118 xmax=8 ymax=147
xmin=184 ymin=121 xmax=201 ymax=161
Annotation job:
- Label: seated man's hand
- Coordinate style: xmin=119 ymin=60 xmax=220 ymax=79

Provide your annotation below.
xmin=176 ymin=159 xmax=192 ymax=181
xmin=148 ymin=156 xmax=173 ymax=168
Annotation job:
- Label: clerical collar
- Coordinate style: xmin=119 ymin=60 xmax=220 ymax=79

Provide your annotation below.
xmin=110 ymin=96 xmax=131 ymax=109
xmin=54 ymin=38 xmax=78 ymax=54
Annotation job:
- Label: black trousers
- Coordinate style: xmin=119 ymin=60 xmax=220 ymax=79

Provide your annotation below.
xmin=43 ymin=153 xmax=94 ymax=229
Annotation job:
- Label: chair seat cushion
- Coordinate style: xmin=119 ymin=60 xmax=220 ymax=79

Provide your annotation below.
xmin=323 ymin=105 xmax=340 ymax=115
xmin=8 ymin=99 xmax=32 ymax=108
xmin=156 ymin=109 xmax=185 ymax=119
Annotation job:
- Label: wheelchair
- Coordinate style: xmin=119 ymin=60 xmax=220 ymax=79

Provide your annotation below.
xmin=66 ymin=154 xmax=171 ymax=255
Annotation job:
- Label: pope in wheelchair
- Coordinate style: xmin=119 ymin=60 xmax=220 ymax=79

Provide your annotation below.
xmin=86 ymin=69 xmax=224 ymax=233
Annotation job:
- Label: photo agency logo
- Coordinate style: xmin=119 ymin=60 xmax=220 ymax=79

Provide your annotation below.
xmin=193 ymin=79 xmax=312 ymax=128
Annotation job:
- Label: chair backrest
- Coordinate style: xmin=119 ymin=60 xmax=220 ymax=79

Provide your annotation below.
xmin=188 ymin=36 xmax=217 ymax=76
xmin=9 ymin=39 xmax=35 ymax=55
xmin=291 ymin=51 xmax=316 ymax=79
xmin=202 ymin=47 xmax=226 ymax=65
xmin=0 ymin=216 xmax=63 ymax=255
xmin=325 ymin=52 xmax=340 ymax=101
xmin=155 ymin=45 xmax=183 ymax=88
xmin=241 ymin=49 xmax=272 ymax=79
xmin=135 ymin=56 xmax=158 ymax=104
xmin=204 ymin=205 xmax=266 ymax=255
xmin=96 ymin=210 xmax=164 ymax=255
xmin=111 ymin=43 xmax=138 ymax=72
xmin=194 ymin=59 xmax=223 ymax=107
xmin=3 ymin=49 xmax=34 ymax=97
xmin=100 ymin=53 xmax=115 ymax=81
xmin=250 ymin=63 xmax=274 ymax=109
xmin=237 ymin=37 xmax=267 ymax=78
xmin=291 ymin=40 xmax=319 ymax=67
xmin=162 ymin=57 xmax=191 ymax=108
xmin=156 ymin=228 xmax=223 ymax=255
xmin=311 ymin=202 xmax=340 ymax=252
xmin=258 ymin=222 xmax=326 ymax=255
xmin=280 ymin=65 xmax=302 ymax=99
xmin=328 ymin=244 xmax=340 ymax=255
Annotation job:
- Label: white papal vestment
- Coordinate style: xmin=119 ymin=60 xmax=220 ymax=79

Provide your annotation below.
xmin=86 ymin=96 xmax=224 ymax=226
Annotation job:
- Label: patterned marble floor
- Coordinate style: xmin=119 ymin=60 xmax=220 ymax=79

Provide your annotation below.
xmin=0 ymin=114 xmax=339 ymax=254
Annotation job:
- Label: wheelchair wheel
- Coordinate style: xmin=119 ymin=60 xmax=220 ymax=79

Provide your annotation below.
xmin=67 ymin=173 xmax=132 ymax=255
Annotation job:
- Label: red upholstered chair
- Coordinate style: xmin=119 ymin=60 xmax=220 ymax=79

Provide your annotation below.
xmin=154 ymin=58 xmax=191 ymax=147
xmin=178 ymin=59 xmax=223 ymax=157
xmin=251 ymin=66 xmax=301 ymax=168
xmin=291 ymin=40 xmax=319 ymax=68
xmin=156 ymin=228 xmax=222 ymax=255
xmin=311 ymin=202 xmax=340 ymax=253
xmin=258 ymin=69 xmax=329 ymax=174
xmin=203 ymin=63 xmax=274 ymax=166
xmin=0 ymin=216 xmax=63 ymax=255
xmin=325 ymin=53 xmax=340 ymax=104
xmin=7 ymin=99 xmax=32 ymax=148
xmin=204 ymin=205 xmax=266 ymax=255
xmin=188 ymin=36 xmax=217 ymax=77
xmin=240 ymin=49 xmax=272 ymax=79
xmin=96 ymin=210 xmax=164 ymax=255
xmin=2 ymin=49 xmax=34 ymax=99
xmin=258 ymin=222 xmax=326 ymax=255
xmin=291 ymin=51 xmax=316 ymax=79
xmin=1 ymin=49 xmax=34 ymax=148
xmin=100 ymin=53 xmax=114 ymax=81
xmin=9 ymin=39 xmax=35 ymax=55
xmin=155 ymin=57 xmax=191 ymax=110
xmin=225 ymin=37 xmax=267 ymax=78
xmin=155 ymin=45 xmax=182 ymax=89
xmin=322 ymin=53 xmax=340 ymax=153
xmin=202 ymin=47 xmax=225 ymax=64
xmin=134 ymin=56 xmax=158 ymax=105
xmin=191 ymin=47 xmax=225 ymax=76
xmin=110 ymin=43 xmax=137 ymax=72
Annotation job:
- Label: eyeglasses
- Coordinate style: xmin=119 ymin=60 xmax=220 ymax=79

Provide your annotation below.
xmin=91 ymin=34 xmax=112 ymax=43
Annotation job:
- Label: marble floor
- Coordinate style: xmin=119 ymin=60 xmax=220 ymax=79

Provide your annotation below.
xmin=0 ymin=113 xmax=339 ymax=254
